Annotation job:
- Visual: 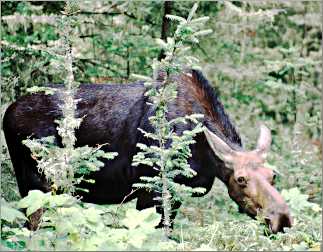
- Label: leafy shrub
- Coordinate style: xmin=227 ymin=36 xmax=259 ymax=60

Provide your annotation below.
xmin=1 ymin=190 xmax=177 ymax=251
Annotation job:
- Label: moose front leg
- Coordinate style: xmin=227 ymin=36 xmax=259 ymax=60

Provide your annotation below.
xmin=136 ymin=190 xmax=156 ymax=210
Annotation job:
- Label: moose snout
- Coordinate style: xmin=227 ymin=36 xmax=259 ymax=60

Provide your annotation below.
xmin=265 ymin=209 xmax=293 ymax=234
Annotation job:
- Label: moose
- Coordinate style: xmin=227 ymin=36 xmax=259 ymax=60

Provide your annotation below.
xmin=3 ymin=69 xmax=292 ymax=233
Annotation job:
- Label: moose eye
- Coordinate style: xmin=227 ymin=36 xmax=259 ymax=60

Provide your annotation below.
xmin=236 ymin=176 xmax=247 ymax=186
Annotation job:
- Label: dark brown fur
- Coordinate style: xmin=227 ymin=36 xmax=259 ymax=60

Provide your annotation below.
xmin=3 ymin=69 xmax=241 ymax=227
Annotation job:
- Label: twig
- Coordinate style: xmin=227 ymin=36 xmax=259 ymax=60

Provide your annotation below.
xmin=111 ymin=188 xmax=140 ymax=226
xmin=116 ymin=188 xmax=139 ymax=213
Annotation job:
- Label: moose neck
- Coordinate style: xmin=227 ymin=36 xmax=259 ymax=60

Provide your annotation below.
xmin=177 ymin=69 xmax=243 ymax=146
xmin=177 ymin=69 xmax=243 ymax=186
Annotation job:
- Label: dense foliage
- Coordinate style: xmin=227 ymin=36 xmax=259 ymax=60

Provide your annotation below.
xmin=1 ymin=1 xmax=321 ymax=251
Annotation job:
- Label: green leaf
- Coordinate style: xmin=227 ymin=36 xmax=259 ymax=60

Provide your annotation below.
xmin=190 ymin=16 xmax=210 ymax=24
xmin=1 ymin=198 xmax=27 ymax=223
xmin=155 ymin=38 xmax=168 ymax=49
xmin=26 ymin=86 xmax=57 ymax=95
xmin=121 ymin=208 xmax=160 ymax=230
xmin=48 ymin=194 xmax=75 ymax=208
xmin=18 ymin=190 xmax=49 ymax=216
xmin=166 ymin=15 xmax=186 ymax=23
xmin=193 ymin=29 xmax=213 ymax=37
xmin=187 ymin=3 xmax=199 ymax=21
xmin=131 ymin=74 xmax=153 ymax=82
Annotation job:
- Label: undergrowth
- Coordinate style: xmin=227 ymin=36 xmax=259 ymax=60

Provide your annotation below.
xmin=1 ymin=183 xmax=321 ymax=251
xmin=172 ymin=179 xmax=321 ymax=251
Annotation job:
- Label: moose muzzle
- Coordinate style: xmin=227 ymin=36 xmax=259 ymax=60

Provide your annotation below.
xmin=260 ymin=177 xmax=293 ymax=233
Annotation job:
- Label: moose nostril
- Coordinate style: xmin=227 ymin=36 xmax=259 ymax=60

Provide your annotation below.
xmin=268 ymin=212 xmax=292 ymax=234
xmin=279 ymin=213 xmax=292 ymax=229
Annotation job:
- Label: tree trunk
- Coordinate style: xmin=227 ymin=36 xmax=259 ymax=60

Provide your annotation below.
xmin=158 ymin=1 xmax=173 ymax=60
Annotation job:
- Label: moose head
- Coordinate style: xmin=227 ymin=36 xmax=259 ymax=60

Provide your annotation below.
xmin=204 ymin=125 xmax=293 ymax=233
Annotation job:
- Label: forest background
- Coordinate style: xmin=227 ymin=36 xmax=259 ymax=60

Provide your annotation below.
xmin=0 ymin=1 xmax=322 ymax=251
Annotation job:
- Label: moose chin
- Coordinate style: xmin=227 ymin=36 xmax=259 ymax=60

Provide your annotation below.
xmin=3 ymin=69 xmax=292 ymax=233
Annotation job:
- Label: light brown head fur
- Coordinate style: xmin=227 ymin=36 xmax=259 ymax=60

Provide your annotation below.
xmin=204 ymin=125 xmax=293 ymax=233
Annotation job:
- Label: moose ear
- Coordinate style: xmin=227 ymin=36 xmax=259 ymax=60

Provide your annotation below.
xmin=203 ymin=127 xmax=236 ymax=163
xmin=256 ymin=124 xmax=272 ymax=159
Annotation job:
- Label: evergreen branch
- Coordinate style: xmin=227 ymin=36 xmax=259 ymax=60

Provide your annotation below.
xmin=131 ymin=3 xmax=210 ymax=238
